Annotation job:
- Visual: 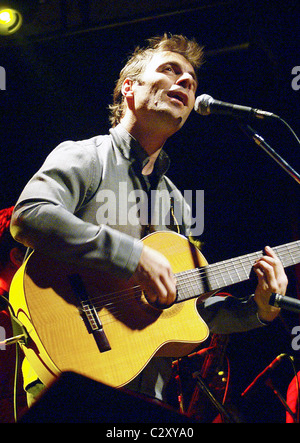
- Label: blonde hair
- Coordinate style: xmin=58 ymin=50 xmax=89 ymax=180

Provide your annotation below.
xmin=108 ymin=34 xmax=204 ymax=127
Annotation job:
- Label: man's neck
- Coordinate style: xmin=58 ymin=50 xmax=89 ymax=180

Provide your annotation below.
xmin=120 ymin=115 xmax=171 ymax=156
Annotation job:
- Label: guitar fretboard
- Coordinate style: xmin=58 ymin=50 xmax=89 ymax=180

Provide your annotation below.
xmin=176 ymin=240 xmax=300 ymax=302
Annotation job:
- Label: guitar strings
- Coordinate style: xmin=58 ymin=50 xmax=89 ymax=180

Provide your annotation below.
xmin=88 ymin=242 xmax=300 ymax=306
xmin=88 ymin=243 xmax=300 ymax=308
xmin=87 ymin=253 xmax=300 ymax=324
xmin=86 ymin=243 xmax=300 ymax=320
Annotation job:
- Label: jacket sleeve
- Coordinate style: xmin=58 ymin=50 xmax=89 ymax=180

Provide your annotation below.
xmin=197 ymin=294 xmax=268 ymax=334
xmin=10 ymin=141 xmax=143 ymax=278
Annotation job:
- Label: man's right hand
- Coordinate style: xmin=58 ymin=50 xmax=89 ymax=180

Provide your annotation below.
xmin=130 ymin=245 xmax=177 ymax=308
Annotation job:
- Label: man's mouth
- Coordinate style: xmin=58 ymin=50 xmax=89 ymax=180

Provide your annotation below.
xmin=167 ymin=90 xmax=188 ymax=106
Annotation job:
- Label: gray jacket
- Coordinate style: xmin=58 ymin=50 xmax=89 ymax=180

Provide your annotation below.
xmin=11 ymin=124 xmax=191 ymax=278
xmin=11 ymin=124 xmax=265 ymax=401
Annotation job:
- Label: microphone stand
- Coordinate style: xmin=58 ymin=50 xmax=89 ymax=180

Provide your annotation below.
xmin=238 ymin=122 xmax=299 ymax=422
xmin=264 ymin=378 xmax=298 ymax=422
xmin=239 ymin=123 xmax=300 ymax=185
xmin=241 ymin=375 xmax=297 ymax=422
xmin=192 ymin=371 xmax=238 ymax=423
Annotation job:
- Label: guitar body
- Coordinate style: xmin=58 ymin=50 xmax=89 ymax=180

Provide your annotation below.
xmin=10 ymin=231 xmax=209 ymax=388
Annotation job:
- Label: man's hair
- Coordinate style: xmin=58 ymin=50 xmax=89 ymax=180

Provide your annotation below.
xmin=108 ymin=33 xmax=204 ymax=127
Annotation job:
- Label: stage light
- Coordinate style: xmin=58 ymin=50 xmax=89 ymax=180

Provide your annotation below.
xmin=0 ymin=8 xmax=22 ymax=35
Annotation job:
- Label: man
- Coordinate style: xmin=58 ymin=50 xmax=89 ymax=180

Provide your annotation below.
xmin=10 ymin=34 xmax=288 ymax=406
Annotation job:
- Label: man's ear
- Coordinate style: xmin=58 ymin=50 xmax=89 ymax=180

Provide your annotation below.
xmin=121 ymin=78 xmax=135 ymax=98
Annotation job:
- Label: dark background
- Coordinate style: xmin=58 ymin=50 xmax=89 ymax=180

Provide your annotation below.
xmin=0 ymin=0 xmax=299 ymax=422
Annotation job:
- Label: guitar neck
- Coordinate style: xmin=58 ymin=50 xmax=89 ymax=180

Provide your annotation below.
xmin=176 ymin=240 xmax=300 ymax=302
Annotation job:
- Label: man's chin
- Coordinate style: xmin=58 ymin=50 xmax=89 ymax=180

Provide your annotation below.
xmin=152 ymin=107 xmax=187 ymax=133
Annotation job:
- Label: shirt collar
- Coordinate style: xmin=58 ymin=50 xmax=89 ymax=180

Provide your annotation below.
xmin=110 ymin=124 xmax=170 ymax=177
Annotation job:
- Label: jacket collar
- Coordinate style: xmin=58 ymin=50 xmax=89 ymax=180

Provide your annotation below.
xmin=110 ymin=124 xmax=170 ymax=177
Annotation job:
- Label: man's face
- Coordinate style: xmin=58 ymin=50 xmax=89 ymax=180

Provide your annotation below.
xmin=130 ymin=51 xmax=198 ymax=132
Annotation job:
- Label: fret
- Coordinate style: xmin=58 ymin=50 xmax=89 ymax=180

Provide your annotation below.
xmin=223 ymin=259 xmax=236 ymax=286
xmin=227 ymin=256 xmax=242 ymax=284
xmin=213 ymin=260 xmax=228 ymax=287
xmin=207 ymin=252 xmax=255 ymax=292
xmin=205 ymin=264 xmax=219 ymax=292
xmin=175 ymin=240 xmax=300 ymax=303
xmin=231 ymin=257 xmax=243 ymax=282
xmin=285 ymin=243 xmax=295 ymax=265
xmin=238 ymin=255 xmax=248 ymax=282
xmin=237 ymin=255 xmax=251 ymax=282
xmin=177 ymin=269 xmax=200 ymax=302
xmin=274 ymin=241 xmax=300 ymax=268
xmin=177 ymin=266 xmax=212 ymax=302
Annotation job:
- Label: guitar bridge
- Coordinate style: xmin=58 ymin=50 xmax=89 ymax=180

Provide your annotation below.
xmin=68 ymin=273 xmax=111 ymax=353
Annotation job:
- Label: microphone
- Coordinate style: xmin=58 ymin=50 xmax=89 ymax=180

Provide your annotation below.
xmin=194 ymin=94 xmax=277 ymax=120
xmin=269 ymin=293 xmax=300 ymax=313
xmin=241 ymin=353 xmax=286 ymax=397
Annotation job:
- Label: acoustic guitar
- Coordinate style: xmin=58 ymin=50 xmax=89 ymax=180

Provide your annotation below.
xmin=9 ymin=231 xmax=300 ymax=388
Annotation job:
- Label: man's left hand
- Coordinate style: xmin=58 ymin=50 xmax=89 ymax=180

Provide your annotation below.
xmin=253 ymin=246 xmax=288 ymax=323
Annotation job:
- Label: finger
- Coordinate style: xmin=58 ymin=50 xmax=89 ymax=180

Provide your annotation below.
xmin=254 ymin=258 xmax=275 ymax=278
xmin=255 ymin=246 xmax=286 ymax=279
xmin=253 ymin=266 xmax=269 ymax=293
xmin=254 ymin=260 xmax=277 ymax=287
xmin=255 ymin=255 xmax=280 ymax=269
xmin=144 ymin=274 xmax=176 ymax=307
xmin=253 ymin=266 xmax=265 ymax=281
xmin=160 ymin=273 xmax=177 ymax=306
xmin=264 ymin=245 xmax=276 ymax=257
xmin=148 ymin=279 xmax=167 ymax=304
xmin=263 ymin=247 xmax=286 ymax=272
xmin=255 ymin=254 xmax=283 ymax=277
xmin=264 ymin=246 xmax=282 ymax=261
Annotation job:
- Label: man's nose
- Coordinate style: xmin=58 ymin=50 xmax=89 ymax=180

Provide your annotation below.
xmin=176 ymin=72 xmax=194 ymax=90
